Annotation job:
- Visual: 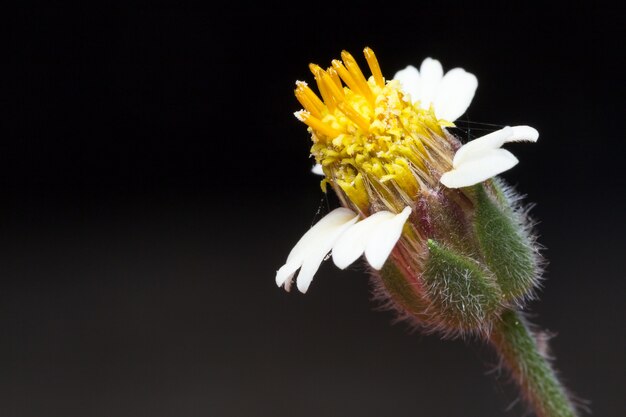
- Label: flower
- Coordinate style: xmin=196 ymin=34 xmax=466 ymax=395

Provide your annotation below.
xmin=278 ymin=48 xmax=539 ymax=303
xmin=276 ymin=48 xmax=578 ymax=417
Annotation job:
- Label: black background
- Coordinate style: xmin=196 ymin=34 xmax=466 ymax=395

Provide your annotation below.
xmin=3 ymin=2 xmax=624 ymax=417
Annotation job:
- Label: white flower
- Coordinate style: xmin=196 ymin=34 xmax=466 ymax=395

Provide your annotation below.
xmin=393 ymin=58 xmax=478 ymax=122
xmin=440 ymin=125 xmax=539 ymax=189
xmin=276 ymin=207 xmax=412 ymax=293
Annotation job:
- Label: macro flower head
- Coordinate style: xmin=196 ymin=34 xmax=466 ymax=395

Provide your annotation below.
xmin=277 ymin=47 xmax=540 ymax=336
xmin=275 ymin=48 xmax=581 ymax=417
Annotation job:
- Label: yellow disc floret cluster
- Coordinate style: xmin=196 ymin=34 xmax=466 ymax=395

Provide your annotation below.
xmin=294 ymin=48 xmax=454 ymax=213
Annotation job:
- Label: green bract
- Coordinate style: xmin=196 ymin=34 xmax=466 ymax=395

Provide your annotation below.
xmin=376 ymin=179 xmax=541 ymax=336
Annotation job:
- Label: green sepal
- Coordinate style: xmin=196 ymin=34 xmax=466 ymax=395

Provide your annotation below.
xmin=473 ymin=183 xmax=538 ymax=303
xmin=423 ymin=239 xmax=503 ymax=333
xmin=379 ymin=262 xmax=430 ymax=322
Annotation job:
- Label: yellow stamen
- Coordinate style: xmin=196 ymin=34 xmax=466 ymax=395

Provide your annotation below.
xmin=308 ymin=63 xmax=323 ymax=77
xmin=337 ymin=102 xmax=370 ymax=133
xmin=363 ymin=47 xmax=384 ymax=87
xmin=296 ymin=81 xmax=325 ymax=114
xmin=295 ymin=111 xmax=340 ymax=139
xmin=310 ymin=65 xmax=336 ymax=112
xmin=340 ymin=50 xmax=375 ymax=105
xmin=321 ymin=72 xmax=345 ymax=102
xmin=327 ymin=67 xmax=343 ymax=90
xmin=295 ymin=87 xmax=322 ymax=119
xmin=331 ymin=59 xmax=362 ymax=96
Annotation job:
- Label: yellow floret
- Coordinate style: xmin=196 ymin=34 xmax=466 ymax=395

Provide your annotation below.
xmin=295 ymin=48 xmax=453 ymax=213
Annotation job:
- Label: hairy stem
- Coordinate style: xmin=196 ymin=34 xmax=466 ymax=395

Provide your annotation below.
xmin=489 ymin=310 xmax=578 ymax=417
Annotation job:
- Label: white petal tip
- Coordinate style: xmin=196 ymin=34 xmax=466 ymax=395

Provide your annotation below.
xmin=368 ymin=262 xmax=383 ymax=271
xmin=296 ymin=279 xmax=310 ymax=294
xmin=509 ymin=125 xmax=539 ymax=142
xmin=311 ymin=164 xmax=324 ymax=175
xmin=276 ymin=263 xmax=298 ymax=287
xmin=392 ymin=65 xmax=421 ymax=102
xmin=433 ymin=68 xmax=478 ymax=122
xmin=439 ymin=171 xmax=463 ymax=189
xmin=332 ymin=249 xmax=357 ymax=270
xmin=276 ymin=208 xmax=358 ymax=295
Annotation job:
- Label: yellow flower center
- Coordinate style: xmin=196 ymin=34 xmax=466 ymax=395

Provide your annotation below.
xmin=294 ymin=48 xmax=454 ymax=213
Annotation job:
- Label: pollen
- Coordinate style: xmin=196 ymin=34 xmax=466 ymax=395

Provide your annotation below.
xmin=294 ymin=48 xmax=454 ymax=213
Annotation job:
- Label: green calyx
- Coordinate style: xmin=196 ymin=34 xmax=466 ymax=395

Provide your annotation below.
xmin=423 ymin=239 xmax=503 ymax=334
xmin=375 ymin=179 xmax=540 ymax=335
xmin=473 ymin=181 xmax=539 ymax=303
xmin=379 ymin=262 xmax=430 ymax=323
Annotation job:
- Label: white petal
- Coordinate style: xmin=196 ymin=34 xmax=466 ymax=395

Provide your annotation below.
xmin=311 ymin=164 xmax=324 ymax=175
xmin=393 ymin=65 xmax=420 ymax=102
xmin=332 ymin=211 xmax=395 ymax=269
xmin=275 ymin=208 xmax=358 ymax=292
xmin=294 ymin=209 xmax=359 ymax=293
xmin=452 ymin=126 xmax=513 ymax=167
xmin=296 ymin=250 xmax=331 ymax=294
xmin=506 ymin=125 xmax=539 ymax=143
xmin=433 ymin=68 xmax=478 ymax=121
xmin=275 ymin=260 xmax=301 ymax=290
xmin=364 ymin=206 xmax=412 ymax=270
xmin=276 ymin=207 xmax=358 ymax=286
xmin=284 ymin=208 xmax=357 ymax=264
xmin=415 ymin=58 xmax=444 ymax=109
xmin=440 ymin=149 xmax=519 ymax=188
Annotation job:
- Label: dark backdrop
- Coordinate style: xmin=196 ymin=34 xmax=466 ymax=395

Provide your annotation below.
xmin=3 ymin=3 xmax=624 ymax=417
